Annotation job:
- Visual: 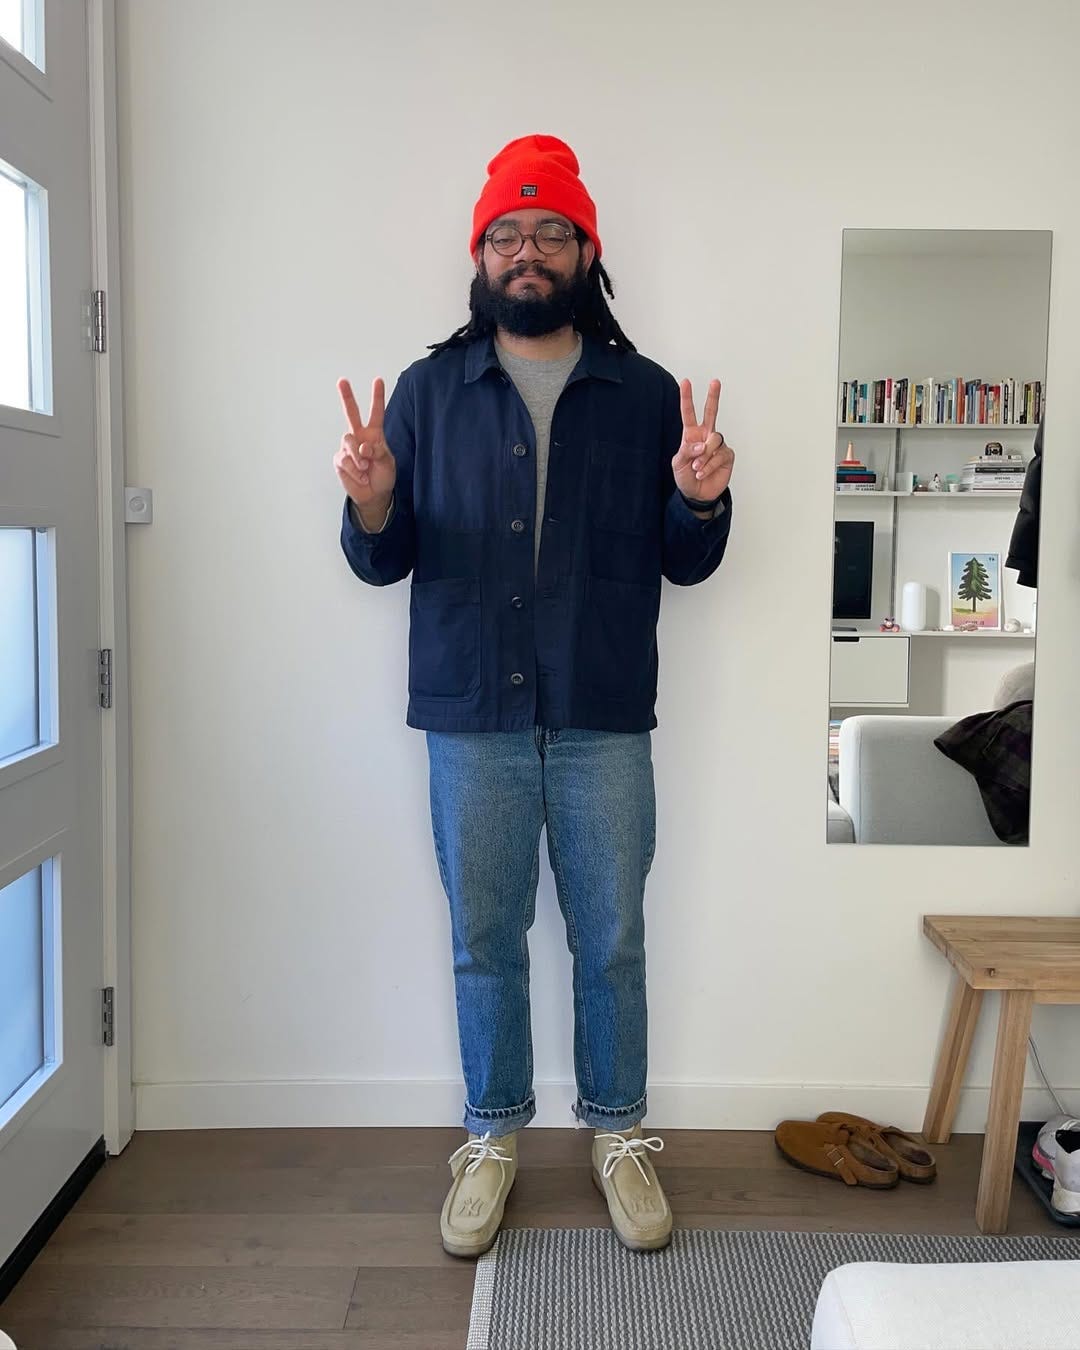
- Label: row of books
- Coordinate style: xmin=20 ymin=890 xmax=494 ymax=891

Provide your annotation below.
xmin=960 ymin=454 xmax=1026 ymax=491
xmin=840 ymin=377 xmax=1043 ymax=427
xmin=836 ymin=451 xmax=878 ymax=492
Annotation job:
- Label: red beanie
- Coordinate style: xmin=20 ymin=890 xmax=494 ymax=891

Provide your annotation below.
xmin=470 ymin=134 xmax=602 ymax=259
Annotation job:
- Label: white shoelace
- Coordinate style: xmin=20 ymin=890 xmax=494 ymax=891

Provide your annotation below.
xmin=596 ymin=1131 xmax=664 ymax=1182
xmin=448 ymin=1130 xmax=514 ymax=1175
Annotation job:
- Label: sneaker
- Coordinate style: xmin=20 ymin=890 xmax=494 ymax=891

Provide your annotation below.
xmin=440 ymin=1129 xmax=518 ymax=1258
xmin=1033 ymin=1114 xmax=1080 ymax=1180
xmin=1051 ymin=1128 xmax=1080 ymax=1216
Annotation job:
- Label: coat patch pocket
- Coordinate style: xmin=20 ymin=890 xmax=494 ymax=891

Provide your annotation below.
xmin=408 ymin=576 xmax=482 ymax=700
xmin=578 ymin=575 xmax=661 ymax=700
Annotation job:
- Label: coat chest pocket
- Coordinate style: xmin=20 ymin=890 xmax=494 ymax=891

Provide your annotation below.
xmin=588 ymin=441 xmax=659 ymax=536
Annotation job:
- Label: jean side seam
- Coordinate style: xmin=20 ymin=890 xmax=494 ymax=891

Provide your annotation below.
xmin=519 ymin=840 xmax=542 ymax=1093
xmin=545 ymin=818 xmax=596 ymax=1103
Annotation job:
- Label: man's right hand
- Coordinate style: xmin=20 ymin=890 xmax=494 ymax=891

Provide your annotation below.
xmin=334 ymin=376 xmax=397 ymax=526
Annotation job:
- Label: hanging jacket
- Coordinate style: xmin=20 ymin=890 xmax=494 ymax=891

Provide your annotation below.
xmin=1005 ymin=419 xmax=1043 ymax=588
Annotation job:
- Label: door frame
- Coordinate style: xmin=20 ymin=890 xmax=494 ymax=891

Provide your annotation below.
xmin=88 ymin=0 xmax=133 ymax=1155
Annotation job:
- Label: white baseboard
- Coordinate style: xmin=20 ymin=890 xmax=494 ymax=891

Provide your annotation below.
xmin=133 ymin=1078 xmax=1077 ymax=1135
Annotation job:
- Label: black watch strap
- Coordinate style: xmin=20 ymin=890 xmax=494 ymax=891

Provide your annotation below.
xmin=679 ymin=488 xmax=725 ymax=512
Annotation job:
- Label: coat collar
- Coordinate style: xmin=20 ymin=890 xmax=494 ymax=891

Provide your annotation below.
xmin=463 ymin=330 xmax=623 ymax=385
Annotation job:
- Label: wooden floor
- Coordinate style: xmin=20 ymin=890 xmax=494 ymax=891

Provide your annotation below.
xmin=0 ymin=1125 xmax=1068 ymax=1349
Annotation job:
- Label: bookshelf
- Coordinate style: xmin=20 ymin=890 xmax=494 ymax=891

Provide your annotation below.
xmin=837 ymin=423 xmax=1037 ymax=432
xmin=836 ymin=490 xmax=1021 ymax=498
xmin=837 ymin=422 xmax=1036 ymax=492
xmin=834 ymin=407 xmax=1035 ymax=670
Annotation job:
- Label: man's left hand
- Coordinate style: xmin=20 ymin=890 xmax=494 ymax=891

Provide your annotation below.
xmin=672 ymin=378 xmax=735 ymax=505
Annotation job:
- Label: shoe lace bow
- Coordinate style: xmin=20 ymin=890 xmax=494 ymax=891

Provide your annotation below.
xmin=596 ymin=1131 xmax=664 ymax=1183
xmin=448 ymin=1130 xmax=513 ymax=1175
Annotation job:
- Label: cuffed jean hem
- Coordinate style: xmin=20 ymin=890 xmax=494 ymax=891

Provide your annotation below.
xmin=463 ymin=1094 xmax=536 ymax=1138
xmin=573 ymin=1091 xmax=648 ymax=1131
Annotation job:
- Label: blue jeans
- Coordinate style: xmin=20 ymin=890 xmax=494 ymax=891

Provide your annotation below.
xmin=426 ymin=725 xmax=656 ymax=1139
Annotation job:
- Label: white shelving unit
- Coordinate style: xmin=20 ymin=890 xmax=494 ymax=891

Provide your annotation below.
xmin=836 ymin=418 xmax=1034 ymax=617
xmin=838 ymin=422 xmax=1037 ymax=431
xmin=837 ymin=423 xmax=1036 ymax=488
xmin=836 ymin=490 xmax=1020 ymax=498
xmin=911 ymin=630 xmax=1034 ymax=640
xmin=833 ymin=411 xmax=1036 ymax=708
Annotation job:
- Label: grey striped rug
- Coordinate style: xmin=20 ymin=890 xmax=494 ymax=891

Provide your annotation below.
xmin=466 ymin=1227 xmax=1080 ymax=1350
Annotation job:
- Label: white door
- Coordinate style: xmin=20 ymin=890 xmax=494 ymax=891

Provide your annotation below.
xmin=0 ymin=0 xmax=107 ymax=1270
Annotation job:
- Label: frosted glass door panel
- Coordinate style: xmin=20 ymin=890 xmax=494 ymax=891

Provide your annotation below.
xmin=0 ymin=866 xmax=47 ymax=1111
xmin=0 ymin=526 xmax=45 ymax=761
xmin=0 ymin=157 xmax=50 ymax=413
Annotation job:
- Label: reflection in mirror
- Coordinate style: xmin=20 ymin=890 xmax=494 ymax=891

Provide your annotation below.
xmin=826 ymin=230 xmax=1050 ymax=846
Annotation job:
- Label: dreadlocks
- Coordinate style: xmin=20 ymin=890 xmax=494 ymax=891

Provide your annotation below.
xmin=427 ymin=228 xmax=636 ymax=357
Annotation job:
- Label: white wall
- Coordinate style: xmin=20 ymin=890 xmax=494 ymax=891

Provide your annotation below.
xmin=839 ymin=242 xmax=1051 ymax=376
xmin=116 ymin=0 xmax=1080 ymax=1134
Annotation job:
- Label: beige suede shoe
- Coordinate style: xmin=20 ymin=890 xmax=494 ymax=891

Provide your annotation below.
xmin=592 ymin=1122 xmax=672 ymax=1251
xmin=440 ymin=1129 xmax=518 ymax=1258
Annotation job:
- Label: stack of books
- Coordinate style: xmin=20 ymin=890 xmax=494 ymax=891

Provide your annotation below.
xmin=836 ymin=447 xmax=878 ymax=492
xmin=840 ymin=377 xmax=1043 ymax=427
xmin=960 ymin=455 xmax=1027 ymax=492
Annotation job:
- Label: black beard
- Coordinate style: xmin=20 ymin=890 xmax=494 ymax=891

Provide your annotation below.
xmin=471 ymin=259 xmax=590 ymax=338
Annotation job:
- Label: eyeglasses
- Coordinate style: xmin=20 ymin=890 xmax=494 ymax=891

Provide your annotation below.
xmin=484 ymin=222 xmax=576 ymax=256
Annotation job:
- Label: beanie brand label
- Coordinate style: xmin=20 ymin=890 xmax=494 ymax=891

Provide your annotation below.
xmin=519 ymin=184 xmax=538 ymax=197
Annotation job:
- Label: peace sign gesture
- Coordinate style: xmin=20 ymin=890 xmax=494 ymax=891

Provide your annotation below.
xmin=333 ymin=376 xmax=398 ymax=515
xmin=671 ymin=378 xmax=735 ymax=504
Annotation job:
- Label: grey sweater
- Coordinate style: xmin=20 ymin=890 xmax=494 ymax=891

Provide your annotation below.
xmin=494 ymin=332 xmax=582 ymax=575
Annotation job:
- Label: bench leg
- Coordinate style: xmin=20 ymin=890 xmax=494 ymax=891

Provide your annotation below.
xmin=923 ymin=976 xmax=983 ymax=1144
xmin=976 ymin=989 xmax=1034 ymax=1234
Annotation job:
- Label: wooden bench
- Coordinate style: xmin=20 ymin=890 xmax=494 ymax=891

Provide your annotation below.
xmin=923 ymin=915 xmax=1080 ymax=1233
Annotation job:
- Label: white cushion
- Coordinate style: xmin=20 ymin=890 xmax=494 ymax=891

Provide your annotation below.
xmin=827 ymin=798 xmax=855 ymax=844
xmin=812 ymin=1260 xmax=1080 ymax=1350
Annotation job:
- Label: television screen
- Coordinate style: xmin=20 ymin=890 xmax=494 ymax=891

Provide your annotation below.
xmin=833 ymin=520 xmax=874 ymax=620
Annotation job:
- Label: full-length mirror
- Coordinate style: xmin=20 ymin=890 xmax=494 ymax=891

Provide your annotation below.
xmin=827 ymin=229 xmax=1050 ymax=845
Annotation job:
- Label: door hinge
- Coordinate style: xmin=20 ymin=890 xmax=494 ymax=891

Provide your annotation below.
xmin=98 ymin=648 xmax=113 ymax=709
xmin=102 ymin=986 xmax=115 ymax=1046
xmin=92 ymin=289 xmax=107 ymax=354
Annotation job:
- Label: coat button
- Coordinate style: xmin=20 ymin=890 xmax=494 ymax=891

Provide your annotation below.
xmin=511 ymin=519 xmax=525 ymax=533
xmin=513 ymin=443 xmax=528 ymax=457
xmin=511 ymin=596 xmax=524 ymax=609
xmin=510 ymin=672 xmax=525 ymax=686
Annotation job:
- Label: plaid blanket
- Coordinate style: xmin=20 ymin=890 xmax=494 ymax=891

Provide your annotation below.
xmin=934 ymin=699 xmax=1032 ymax=844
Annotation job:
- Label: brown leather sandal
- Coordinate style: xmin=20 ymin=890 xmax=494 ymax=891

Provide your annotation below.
xmin=817 ymin=1112 xmax=937 ymax=1184
xmin=774 ymin=1120 xmax=899 ymax=1188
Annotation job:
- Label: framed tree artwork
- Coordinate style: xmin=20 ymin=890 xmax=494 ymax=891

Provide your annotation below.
xmin=947 ymin=551 xmax=1002 ymax=630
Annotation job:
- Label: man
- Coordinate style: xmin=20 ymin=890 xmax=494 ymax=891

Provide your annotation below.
xmin=334 ymin=135 xmax=734 ymax=1258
